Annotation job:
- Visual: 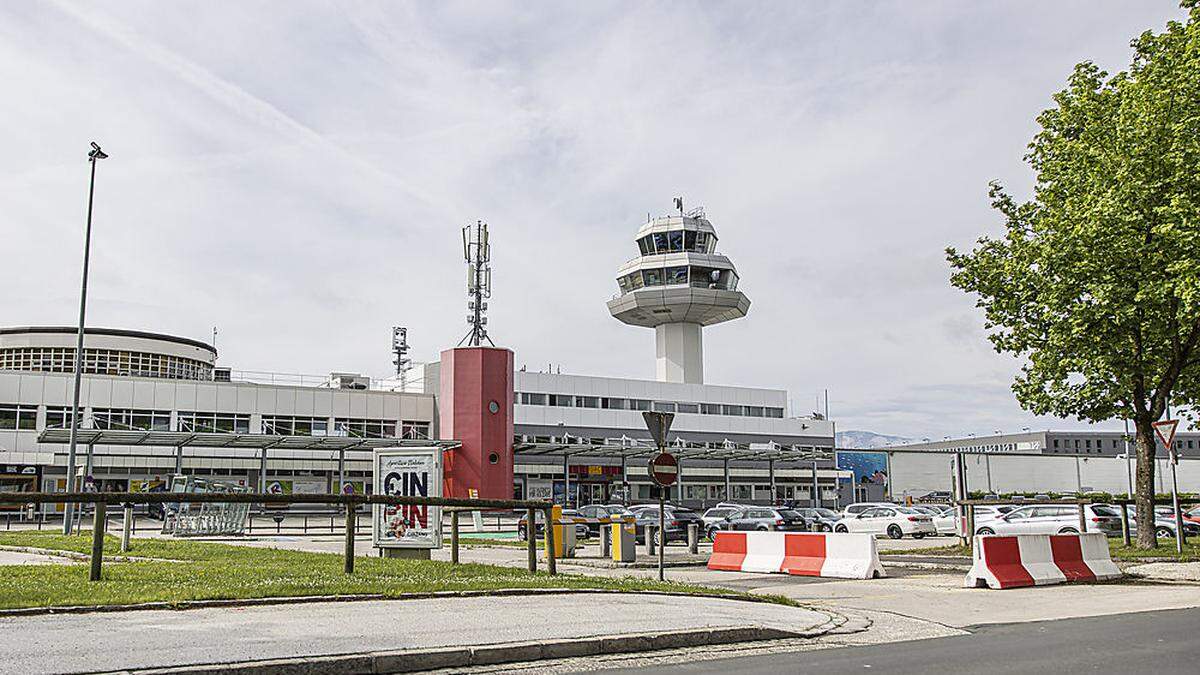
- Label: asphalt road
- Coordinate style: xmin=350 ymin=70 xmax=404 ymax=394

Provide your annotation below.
xmin=598 ymin=607 xmax=1200 ymax=675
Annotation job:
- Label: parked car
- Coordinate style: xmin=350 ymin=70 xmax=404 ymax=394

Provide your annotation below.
xmin=928 ymin=506 xmax=960 ymax=536
xmin=974 ymin=504 xmax=1122 ymax=536
xmin=796 ymin=507 xmax=841 ymax=532
xmin=1128 ymin=507 xmax=1200 ymax=539
xmin=722 ymin=507 xmax=808 ymax=533
xmin=633 ymin=506 xmax=705 ymax=544
xmin=971 ymin=505 xmax=1017 ymax=524
xmin=517 ymin=509 xmax=590 ymax=541
xmin=835 ymin=505 xmax=935 ymax=539
xmin=701 ymin=506 xmax=742 ymax=534
xmin=840 ymin=502 xmax=894 ymax=518
xmin=573 ymin=504 xmax=632 ymax=536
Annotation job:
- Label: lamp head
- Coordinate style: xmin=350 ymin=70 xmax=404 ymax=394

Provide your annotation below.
xmin=88 ymin=142 xmax=108 ymax=160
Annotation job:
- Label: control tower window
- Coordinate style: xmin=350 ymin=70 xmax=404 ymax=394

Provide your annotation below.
xmin=694 ymin=231 xmax=712 ymax=253
xmin=652 ymin=232 xmax=669 ymax=253
xmin=666 ymin=266 xmax=688 ymax=285
xmin=668 ymin=231 xmax=684 ymax=252
xmin=684 ymin=231 xmax=696 ymax=251
xmin=643 ymin=268 xmax=664 ymax=286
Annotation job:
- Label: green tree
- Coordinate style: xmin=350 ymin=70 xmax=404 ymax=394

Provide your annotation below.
xmin=947 ymin=3 xmax=1200 ymax=548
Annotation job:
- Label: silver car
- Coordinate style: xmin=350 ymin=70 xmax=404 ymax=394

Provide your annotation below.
xmin=974 ymin=504 xmax=1122 ymax=536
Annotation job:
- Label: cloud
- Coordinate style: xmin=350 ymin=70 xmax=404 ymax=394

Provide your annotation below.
xmin=0 ymin=0 xmax=1184 ymax=439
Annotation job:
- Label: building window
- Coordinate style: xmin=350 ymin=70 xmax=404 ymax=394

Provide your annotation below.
xmin=0 ymin=346 xmax=211 ymax=380
xmin=666 ymin=266 xmax=688 ymax=285
xmin=548 ymin=394 xmax=573 ymax=407
xmin=630 ymin=399 xmax=652 ymax=411
xmin=520 ymin=393 xmax=548 ymax=406
xmin=701 ymin=403 xmax=722 ymax=415
xmin=333 ymin=418 xmax=397 ymax=439
xmin=746 ymin=406 xmax=764 ymax=417
xmin=601 ymin=397 xmax=627 ymax=410
xmin=0 ymin=405 xmax=37 ymax=430
xmin=402 ymin=421 xmax=430 ymax=439
xmin=575 ymin=396 xmax=599 ymax=409
xmin=44 ymin=407 xmax=78 ymax=429
xmin=263 ymin=416 xmax=329 ymax=436
xmin=91 ymin=408 xmax=171 ymax=432
xmin=1053 ymin=439 xmax=1059 ymax=448
xmin=643 ymin=268 xmax=664 ymax=286
xmin=178 ymin=411 xmax=251 ymax=434
xmin=722 ymin=405 xmax=744 ymax=416
xmin=653 ymin=401 xmax=676 ymax=413
xmin=765 ymin=407 xmax=784 ymax=418
xmin=677 ymin=403 xmax=699 ymax=414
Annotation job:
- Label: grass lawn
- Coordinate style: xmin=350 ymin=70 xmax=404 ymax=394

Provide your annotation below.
xmin=891 ymin=538 xmax=1200 ymax=562
xmin=0 ymin=531 xmax=784 ymax=611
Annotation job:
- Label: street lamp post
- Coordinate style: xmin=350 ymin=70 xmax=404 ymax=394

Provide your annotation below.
xmin=63 ymin=142 xmax=107 ymax=535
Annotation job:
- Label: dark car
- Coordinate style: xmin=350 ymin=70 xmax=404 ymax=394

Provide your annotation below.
xmin=724 ymin=507 xmax=808 ymax=533
xmin=517 ymin=509 xmax=590 ymax=541
xmin=574 ymin=504 xmax=632 ymax=536
xmin=796 ymin=507 xmax=840 ymax=532
xmin=634 ymin=506 xmax=704 ymax=544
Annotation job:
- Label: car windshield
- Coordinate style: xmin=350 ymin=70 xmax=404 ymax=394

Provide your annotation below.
xmin=1092 ymin=505 xmax=1120 ymax=517
xmin=705 ymin=508 xmax=731 ymax=518
xmin=896 ymin=507 xmax=923 ymax=515
xmin=813 ymin=509 xmax=838 ymax=518
xmin=996 ymin=506 xmax=1015 ymax=514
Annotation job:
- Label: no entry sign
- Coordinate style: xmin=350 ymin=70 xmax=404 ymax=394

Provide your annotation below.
xmin=649 ymin=452 xmax=679 ymax=487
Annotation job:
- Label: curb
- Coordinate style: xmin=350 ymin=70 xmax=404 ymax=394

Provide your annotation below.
xmin=101 ymin=624 xmax=823 ymax=674
xmin=0 ymin=587 xmax=792 ymax=618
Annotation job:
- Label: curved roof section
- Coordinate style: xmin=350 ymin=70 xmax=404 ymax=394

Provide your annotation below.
xmin=0 ymin=326 xmax=217 ymax=356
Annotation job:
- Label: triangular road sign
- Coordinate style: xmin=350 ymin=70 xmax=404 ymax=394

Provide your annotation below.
xmin=641 ymin=411 xmax=675 ymax=448
xmin=1152 ymin=419 xmax=1179 ymax=450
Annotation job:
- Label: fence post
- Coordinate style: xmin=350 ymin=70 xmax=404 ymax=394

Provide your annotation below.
xmin=121 ymin=503 xmax=133 ymax=553
xmin=526 ymin=507 xmax=537 ymax=574
xmin=344 ymin=502 xmax=355 ymax=575
xmin=1120 ymin=502 xmax=1131 ymax=546
xmin=450 ymin=510 xmax=460 ymax=565
xmin=90 ymin=501 xmax=106 ymax=582
xmin=966 ymin=504 xmax=976 ymax=551
xmin=544 ymin=506 xmax=557 ymax=576
xmin=1078 ymin=502 xmax=1087 ymax=533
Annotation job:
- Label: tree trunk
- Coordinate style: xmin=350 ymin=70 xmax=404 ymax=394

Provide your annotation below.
xmin=1134 ymin=416 xmax=1158 ymax=549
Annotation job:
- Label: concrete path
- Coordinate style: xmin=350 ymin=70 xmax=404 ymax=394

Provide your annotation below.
xmin=0 ymin=593 xmax=829 ymax=675
xmin=0 ymin=550 xmax=75 ymax=566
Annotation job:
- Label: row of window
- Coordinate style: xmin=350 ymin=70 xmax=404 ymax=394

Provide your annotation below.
xmin=3 ymin=404 xmax=429 ymax=439
xmin=1051 ymin=437 xmax=1195 ymax=451
xmin=516 ymin=393 xmax=784 ymax=419
xmin=636 ymin=230 xmax=717 ymax=256
xmin=515 ymin=434 xmax=766 ymax=451
xmin=0 ymin=347 xmax=213 ymax=381
xmin=616 ymin=265 xmax=739 ymax=294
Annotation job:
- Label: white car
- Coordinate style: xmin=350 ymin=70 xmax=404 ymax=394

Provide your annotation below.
xmin=840 ymin=502 xmax=894 ymax=518
xmin=834 ymin=505 xmax=936 ymax=539
xmin=974 ymin=504 xmax=1122 ymax=537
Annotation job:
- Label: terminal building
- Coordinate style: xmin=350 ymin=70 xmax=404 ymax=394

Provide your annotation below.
xmin=0 ymin=205 xmax=852 ymax=513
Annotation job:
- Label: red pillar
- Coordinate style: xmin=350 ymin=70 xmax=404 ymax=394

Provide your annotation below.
xmin=439 ymin=347 xmax=514 ymax=499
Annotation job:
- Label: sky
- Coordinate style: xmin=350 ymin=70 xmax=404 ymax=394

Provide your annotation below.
xmin=0 ymin=1 xmax=1187 ymax=440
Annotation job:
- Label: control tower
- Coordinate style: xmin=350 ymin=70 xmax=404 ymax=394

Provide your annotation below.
xmin=606 ymin=204 xmax=750 ymax=384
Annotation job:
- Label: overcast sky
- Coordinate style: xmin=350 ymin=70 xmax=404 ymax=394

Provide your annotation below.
xmin=0 ymin=1 xmax=1186 ymax=439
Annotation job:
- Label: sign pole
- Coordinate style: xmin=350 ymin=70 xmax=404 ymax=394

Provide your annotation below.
xmin=1153 ymin=416 xmax=1183 ymax=554
xmin=657 ymin=482 xmax=665 ymax=581
xmin=641 ymin=411 xmax=676 ymax=583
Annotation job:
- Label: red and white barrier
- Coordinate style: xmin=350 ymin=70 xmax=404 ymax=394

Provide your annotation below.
xmin=708 ymin=531 xmax=886 ymax=579
xmin=965 ymin=533 xmax=1122 ymax=589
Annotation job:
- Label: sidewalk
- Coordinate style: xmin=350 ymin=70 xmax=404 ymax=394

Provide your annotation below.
xmin=0 ymin=593 xmax=830 ymax=675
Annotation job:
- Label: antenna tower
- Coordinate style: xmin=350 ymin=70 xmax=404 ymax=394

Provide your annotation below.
xmin=459 ymin=220 xmax=495 ymax=347
xmin=391 ymin=327 xmax=411 ymax=377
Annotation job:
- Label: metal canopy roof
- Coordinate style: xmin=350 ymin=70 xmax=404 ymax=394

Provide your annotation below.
xmin=513 ymin=441 xmax=831 ymax=463
xmin=37 ymin=428 xmax=460 ymax=452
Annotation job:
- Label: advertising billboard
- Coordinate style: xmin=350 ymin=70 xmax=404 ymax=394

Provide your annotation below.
xmin=836 ymin=451 xmax=890 ymax=487
xmin=373 ymin=447 xmax=443 ymax=549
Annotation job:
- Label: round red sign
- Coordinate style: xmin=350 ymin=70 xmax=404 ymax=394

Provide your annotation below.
xmin=648 ymin=452 xmax=679 ymax=487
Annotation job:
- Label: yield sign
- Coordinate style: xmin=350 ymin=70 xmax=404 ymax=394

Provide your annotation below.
xmin=1153 ymin=419 xmax=1179 ymax=454
xmin=641 ymin=411 xmax=675 ymax=449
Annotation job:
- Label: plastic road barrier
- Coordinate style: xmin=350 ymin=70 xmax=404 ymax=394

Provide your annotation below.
xmin=964 ymin=533 xmax=1122 ymax=589
xmin=708 ymin=531 xmax=886 ymax=579
xmin=611 ymin=517 xmax=637 ymax=563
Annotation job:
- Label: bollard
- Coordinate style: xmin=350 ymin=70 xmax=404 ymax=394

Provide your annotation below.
xmin=526 ymin=507 xmax=537 ymax=574
xmin=600 ymin=519 xmax=611 ymax=558
xmin=688 ymin=523 xmax=699 ymax=554
xmin=1120 ymin=503 xmax=1131 ymax=546
xmin=544 ymin=507 xmax=557 ymax=576
xmin=343 ymin=503 xmax=355 ymax=575
xmin=646 ymin=525 xmax=657 ymax=556
xmin=450 ymin=510 xmax=460 ymax=564
xmin=90 ymin=502 xmax=106 ymax=582
xmin=121 ymin=503 xmax=133 ymax=553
